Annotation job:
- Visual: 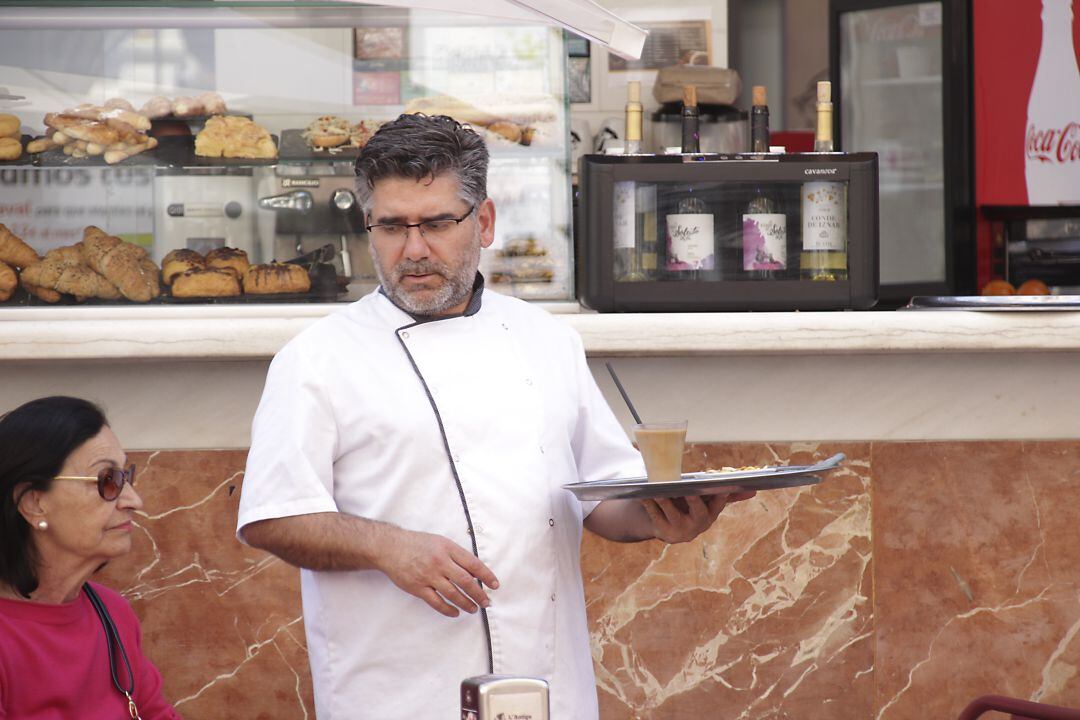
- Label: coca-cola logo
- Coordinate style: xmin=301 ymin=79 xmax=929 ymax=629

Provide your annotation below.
xmin=1026 ymin=122 xmax=1080 ymax=163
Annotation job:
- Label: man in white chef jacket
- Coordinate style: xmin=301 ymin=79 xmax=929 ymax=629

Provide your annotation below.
xmin=237 ymin=113 xmax=752 ymax=720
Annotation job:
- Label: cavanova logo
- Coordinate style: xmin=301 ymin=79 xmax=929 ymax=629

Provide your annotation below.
xmin=1025 ymin=122 xmax=1080 ymax=163
xmin=804 ymin=168 xmax=838 ymax=176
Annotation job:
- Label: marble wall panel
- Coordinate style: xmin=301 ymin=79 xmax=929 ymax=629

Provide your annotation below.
xmin=87 ymin=441 xmax=1080 ymax=720
xmin=583 ymin=443 xmax=874 ymax=719
xmin=872 ymin=441 xmax=1080 ymax=720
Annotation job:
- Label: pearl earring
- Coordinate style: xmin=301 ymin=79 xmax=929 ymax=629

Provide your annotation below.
xmin=36 ymin=520 xmax=48 ymax=531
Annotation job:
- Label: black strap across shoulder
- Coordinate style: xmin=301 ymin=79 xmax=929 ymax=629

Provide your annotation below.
xmin=83 ymin=584 xmax=141 ymax=720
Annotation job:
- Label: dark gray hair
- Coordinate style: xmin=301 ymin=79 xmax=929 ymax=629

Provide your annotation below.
xmin=354 ymin=113 xmax=489 ymax=214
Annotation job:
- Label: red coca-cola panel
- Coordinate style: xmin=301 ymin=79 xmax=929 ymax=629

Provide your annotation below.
xmin=974 ymin=0 xmax=1080 ymax=205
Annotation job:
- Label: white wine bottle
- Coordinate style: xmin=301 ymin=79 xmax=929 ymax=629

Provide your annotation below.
xmin=742 ymin=187 xmax=787 ymax=280
xmin=801 ymin=80 xmax=847 ymax=280
xmin=665 ymin=187 xmax=715 ymax=280
xmin=613 ymin=181 xmax=644 ymax=281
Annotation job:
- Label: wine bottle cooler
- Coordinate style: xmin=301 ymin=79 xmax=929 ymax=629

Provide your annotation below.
xmin=577 ymin=152 xmax=880 ymax=311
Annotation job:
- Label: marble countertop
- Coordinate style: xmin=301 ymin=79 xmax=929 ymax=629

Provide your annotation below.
xmin=3 ymin=303 xmax=1080 ymax=360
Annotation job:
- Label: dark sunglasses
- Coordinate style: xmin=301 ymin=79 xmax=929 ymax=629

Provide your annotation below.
xmin=53 ymin=463 xmax=137 ymax=501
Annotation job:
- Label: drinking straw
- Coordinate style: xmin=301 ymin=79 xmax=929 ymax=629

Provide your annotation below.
xmin=605 ymin=362 xmax=643 ymax=425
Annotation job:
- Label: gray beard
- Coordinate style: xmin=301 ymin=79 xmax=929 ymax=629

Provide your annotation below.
xmin=372 ymin=233 xmax=481 ymax=316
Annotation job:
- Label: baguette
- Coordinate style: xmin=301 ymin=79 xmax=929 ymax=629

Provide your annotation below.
xmin=0 ymin=224 xmax=39 ymax=269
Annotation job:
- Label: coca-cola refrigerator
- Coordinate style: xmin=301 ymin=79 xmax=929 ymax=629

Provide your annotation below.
xmin=829 ymin=0 xmax=976 ymax=303
xmin=974 ymin=0 xmax=1080 ymax=292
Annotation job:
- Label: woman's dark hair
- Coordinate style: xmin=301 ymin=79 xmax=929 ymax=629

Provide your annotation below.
xmin=0 ymin=396 xmax=108 ymax=597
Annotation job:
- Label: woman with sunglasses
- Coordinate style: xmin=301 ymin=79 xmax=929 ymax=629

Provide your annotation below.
xmin=0 ymin=396 xmax=180 ymax=719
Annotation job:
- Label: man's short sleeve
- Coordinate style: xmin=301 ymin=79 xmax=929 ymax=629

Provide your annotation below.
xmin=236 ymin=343 xmax=341 ymax=539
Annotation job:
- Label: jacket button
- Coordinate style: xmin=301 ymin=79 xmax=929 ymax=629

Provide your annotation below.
xmin=548 ymin=518 xmax=555 ymax=527
xmin=550 ymin=594 xmax=556 ymax=602
xmin=400 ymin=331 xmax=410 ymax=339
xmin=453 ymin=454 xmax=461 ymax=463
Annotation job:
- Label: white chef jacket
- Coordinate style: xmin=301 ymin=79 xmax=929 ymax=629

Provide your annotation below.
xmin=237 ymin=282 xmax=645 ymax=720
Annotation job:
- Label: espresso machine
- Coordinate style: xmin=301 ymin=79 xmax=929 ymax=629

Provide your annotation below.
xmin=254 ymin=162 xmax=374 ymax=288
xmin=152 ymin=169 xmax=260 ymax=263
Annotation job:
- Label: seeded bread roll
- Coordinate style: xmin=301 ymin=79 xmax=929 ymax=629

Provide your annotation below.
xmin=171 ymin=267 xmax=241 ymax=297
xmin=162 ymin=249 xmax=206 ymax=285
xmin=80 ymin=225 xmax=160 ymax=302
xmin=21 ymin=255 xmax=123 ymax=300
xmin=242 ymin=262 xmax=311 ymax=295
xmin=205 ymin=247 xmax=249 ymax=279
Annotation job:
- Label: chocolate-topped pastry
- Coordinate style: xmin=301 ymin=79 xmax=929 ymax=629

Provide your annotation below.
xmin=161 ymin=248 xmax=205 ymax=285
xmin=171 ymin=267 xmax=241 ymax=298
xmin=242 ymin=262 xmax=311 ymax=295
xmin=205 ymin=247 xmax=250 ymax=279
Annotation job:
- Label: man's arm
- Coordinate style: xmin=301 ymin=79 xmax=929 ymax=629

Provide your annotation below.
xmin=241 ymin=513 xmax=499 ymax=617
xmin=584 ymin=492 xmax=756 ymax=544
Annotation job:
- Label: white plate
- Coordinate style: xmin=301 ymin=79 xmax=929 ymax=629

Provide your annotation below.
xmin=563 ymin=453 xmax=845 ymax=501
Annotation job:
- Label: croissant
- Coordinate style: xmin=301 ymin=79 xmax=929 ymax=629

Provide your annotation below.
xmin=0 ymin=260 xmax=16 ymax=302
xmin=0 ymin=224 xmax=39 ymax=269
xmin=80 ymin=226 xmax=160 ymax=302
xmin=21 ymin=256 xmax=123 ymax=300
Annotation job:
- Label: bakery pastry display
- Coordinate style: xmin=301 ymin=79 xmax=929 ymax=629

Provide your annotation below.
xmin=0 ymin=113 xmax=21 ymax=139
xmin=195 ymin=115 xmax=276 ymax=159
xmin=0 ymin=137 xmax=22 ymax=161
xmin=161 ymin=249 xmax=206 ymax=285
xmin=403 ymin=94 xmax=557 ymax=148
xmin=242 ymin=262 xmax=311 ymax=295
xmin=491 ymin=236 xmax=554 ymax=284
xmin=0 ymin=261 xmax=16 ymax=302
xmin=37 ymin=103 xmax=157 ymax=163
xmin=80 ymin=226 xmax=160 ymax=302
xmin=303 ymin=115 xmax=351 ymax=149
xmin=171 ymin=267 xmax=241 ymax=297
xmin=349 ymin=119 xmax=382 ymax=148
xmin=140 ymin=92 xmax=227 ymax=119
xmin=205 ymin=247 xmax=250 ymax=279
xmin=0 ymin=224 xmax=40 ymax=269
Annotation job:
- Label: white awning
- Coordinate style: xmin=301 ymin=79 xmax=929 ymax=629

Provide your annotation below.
xmin=342 ymin=0 xmax=648 ymax=59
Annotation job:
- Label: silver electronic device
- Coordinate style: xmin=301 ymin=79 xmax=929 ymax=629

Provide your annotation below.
xmin=461 ymin=675 xmax=549 ymax=720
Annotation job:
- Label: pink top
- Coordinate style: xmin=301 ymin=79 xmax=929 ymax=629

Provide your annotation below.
xmin=0 ymin=581 xmax=181 ymax=719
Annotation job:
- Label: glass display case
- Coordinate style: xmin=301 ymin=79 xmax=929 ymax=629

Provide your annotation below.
xmin=577 ymin=152 xmax=879 ymax=311
xmin=0 ymin=2 xmax=574 ymax=305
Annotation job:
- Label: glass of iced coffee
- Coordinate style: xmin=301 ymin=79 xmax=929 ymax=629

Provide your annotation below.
xmin=633 ymin=421 xmax=688 ymax=482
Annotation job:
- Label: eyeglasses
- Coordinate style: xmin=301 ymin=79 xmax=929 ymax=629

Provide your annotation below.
xmin=53 ymin=464 xmax=137 ymax=501
xmin=365 ymin=205 xmax=475 ymax=242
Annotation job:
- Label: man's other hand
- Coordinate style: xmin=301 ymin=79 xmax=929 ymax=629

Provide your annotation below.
xmin=641 ymin=491 xmax=756 ymax=544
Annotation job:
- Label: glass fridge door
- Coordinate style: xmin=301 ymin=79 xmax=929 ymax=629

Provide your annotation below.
xmin=836 ymin=1 xmax=946 ymax=292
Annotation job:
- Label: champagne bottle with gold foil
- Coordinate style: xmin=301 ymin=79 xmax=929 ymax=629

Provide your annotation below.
xmin=625 ymin=80 xmax=643 ymax=155
xmin=814 ymin=80 xmax=834 ymax=152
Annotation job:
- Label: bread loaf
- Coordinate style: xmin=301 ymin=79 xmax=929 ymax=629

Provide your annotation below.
xmin=80 ymin=226 xmax=160 ymax=302
xmin=0 ymin=224 xmax=39 ymax=269
xmin=242 ymin=263 xmax=311 ymax=294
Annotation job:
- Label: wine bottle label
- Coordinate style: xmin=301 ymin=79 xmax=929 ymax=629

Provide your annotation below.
xmin=666 ymin=213 xmax=715 ymax=270
xmin=801 ymin=181 xmax=846 ymax=251
xmin=742 ymin=213 xmax=787 ymax=270
xmin=613 ymin=181 xmax=636 ymax=250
